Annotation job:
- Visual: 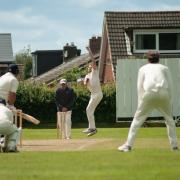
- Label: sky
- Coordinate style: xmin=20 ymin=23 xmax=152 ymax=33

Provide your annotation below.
xmin=0 ymin=0 xmax=180 ymax=55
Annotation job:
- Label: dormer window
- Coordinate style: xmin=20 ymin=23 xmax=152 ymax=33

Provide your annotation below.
xmin=159 ymin=33 xmax=180 ymax=50
xmin=133 ymin=29 xmax=180 ymax=53
xmin=135 ymin=34 xmax=156 ymax=50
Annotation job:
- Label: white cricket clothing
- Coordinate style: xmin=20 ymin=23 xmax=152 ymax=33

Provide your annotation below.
xmin=86 ymin=92 xmax=103 ymax=129
xmin=0 ymin=72 xmax=19 ymax=102
xmin=84 ymin=69 xmax=103 ymax=129
xmin=0 ymin=72 xmax=19 ymax=151
xmin=137 ymin=63 xmax=172 ymax=102
xmin=126 ymin=63 xmax=178 ymax=149
xmin=0 ymin=104 xmax=19 ymax=149
xmin=84 ymin=69 xmax=102 ymax=94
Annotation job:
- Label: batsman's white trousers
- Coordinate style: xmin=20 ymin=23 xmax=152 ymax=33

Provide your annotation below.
xmin=126 ymin=89 xmax=178 ymax=148
xmin=86 ymin=92 xmax=103 ymax=129
xmin=0 ymin=104 xmax=20 ymax=149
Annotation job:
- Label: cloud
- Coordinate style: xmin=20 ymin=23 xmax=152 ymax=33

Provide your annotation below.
xmin=0 ymin=7 xmax=92 ymax=53
xmin=69 ymin=0 xmax=109 ymax=8
xmin=0 ymin=8 xmax=37 ymax=25
xmin=1 ymin=0 xmax=180 ymax=54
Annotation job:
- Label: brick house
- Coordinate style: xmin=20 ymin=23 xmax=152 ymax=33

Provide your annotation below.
xmin=99 ymin=11 xmax=180 ymax=83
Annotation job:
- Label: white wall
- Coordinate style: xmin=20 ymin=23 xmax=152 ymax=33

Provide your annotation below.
xmin=0 ymin=33 xmax=13 ymax=62
xmin=116 ymin=58 xmax=180 ymax=121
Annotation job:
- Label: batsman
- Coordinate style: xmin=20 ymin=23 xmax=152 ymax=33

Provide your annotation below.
xmin=0 ymin=64 xmax=21 ymax=152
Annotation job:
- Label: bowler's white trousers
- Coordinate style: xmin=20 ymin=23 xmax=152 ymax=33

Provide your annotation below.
xmin=86 ymin=92 xmax=103 ymax=129
xmin=0 ymin=104 xmax=20 ymax=149
xmin=126 ymin=89 xmax=178 ymax=148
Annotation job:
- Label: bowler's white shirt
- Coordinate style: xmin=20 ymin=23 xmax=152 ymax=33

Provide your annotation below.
xmin=0 ymin=72 xmax=19 ymax=102
xmin=137 ymin=63 xmax=172 ymax=100
xmin=84 ymin=69 xmax=102 ymax=94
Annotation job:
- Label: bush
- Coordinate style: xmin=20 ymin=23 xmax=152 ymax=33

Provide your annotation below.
xmin=15 ymin=83 xmax=56 ymax=125
xmin=15 ymin=82 xmax=116 ymax=126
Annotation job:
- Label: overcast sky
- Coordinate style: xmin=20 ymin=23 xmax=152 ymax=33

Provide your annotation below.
xmin=0 ymin=0 xmax=180 ymax=54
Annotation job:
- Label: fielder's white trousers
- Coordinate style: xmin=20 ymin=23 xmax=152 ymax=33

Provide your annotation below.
xmin=126 ymin=89 xmax=178 ymax=148
xmin=0 ymin=104 xmax=20 ymax=149
xmin=57 ymin=111 xmax=72 ymax=139
xmin=86 ymin=92 xmax=103 ymax=129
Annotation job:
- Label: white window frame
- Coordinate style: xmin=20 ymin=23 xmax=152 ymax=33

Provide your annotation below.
xmin=125 ymin=32 xmax=132 ymax=55
xmin=133 ymin=29 xmax=180 ymax=53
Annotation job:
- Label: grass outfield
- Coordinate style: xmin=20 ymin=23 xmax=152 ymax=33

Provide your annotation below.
xmin=0 ymin=127 xmax=180 ymax=180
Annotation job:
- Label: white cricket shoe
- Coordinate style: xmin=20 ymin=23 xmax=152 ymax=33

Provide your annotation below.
xmin=87 ymin=129 xmax=97 ymax=137
xmin=82 ymin=128 xmax=90 ymax=133
xmin=82 ymin=128 xmax=97 ymax=136
xmin=118 ymin=144 xmax=131 ymax=152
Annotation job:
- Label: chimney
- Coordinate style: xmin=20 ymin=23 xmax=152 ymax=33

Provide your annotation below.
xmin=63 ymin=43 xmax=81 ymax=62
xmin=89 ymin=36 xmax=101 ymax=55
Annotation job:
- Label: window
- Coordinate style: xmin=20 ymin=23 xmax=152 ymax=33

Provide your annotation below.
xmin=159 ymin=33 xmax=180 ymax=50
xmin=135 ymin=34 xmax=156 ymax=50
xmin=133 ymin=30 xmax=180 ymax=53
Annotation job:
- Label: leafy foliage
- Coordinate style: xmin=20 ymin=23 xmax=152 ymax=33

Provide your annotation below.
xmin=15 ymin=46 xmax=32 ymax=79
xmin=15 ymin=82 xmax=116 ymax=125
xmin=63 ymin=67 xmax=87 ymax=82
xmin=15 ymin=83 xmax=56 ymax=125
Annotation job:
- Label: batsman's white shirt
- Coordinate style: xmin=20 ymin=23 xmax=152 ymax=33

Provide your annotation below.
xmin=0 ymin=72 xmax=20 ymax=150
xmin=84 ymin=69 xmax=102 ymax=94
xmin=0 ymin=72 xmax=19 ymax=102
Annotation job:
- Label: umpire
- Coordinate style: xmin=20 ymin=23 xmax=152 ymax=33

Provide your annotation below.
xmin=55 ymin=79 xmax=76 ymax=139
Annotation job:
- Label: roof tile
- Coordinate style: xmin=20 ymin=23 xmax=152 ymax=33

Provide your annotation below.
xmin=104 ymin=11 xmax=180 ymax=73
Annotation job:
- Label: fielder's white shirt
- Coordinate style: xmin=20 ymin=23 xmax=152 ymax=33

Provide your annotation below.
xmin=0 ymin=72 xmax=19 ymax=102
xmin=84 ymin=69 xmax=102 ymax=94
xmin=137 ymin=63 xmax=173 ymax=101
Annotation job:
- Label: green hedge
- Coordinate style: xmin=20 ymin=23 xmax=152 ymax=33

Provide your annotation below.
xmin=15 ymin=83 xmax=116 ymax=126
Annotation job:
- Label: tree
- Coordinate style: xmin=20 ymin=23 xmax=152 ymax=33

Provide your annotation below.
xmin=15 ymin=45 xmax=32 ymax=79
xmin=63 ymin=67 xmax=87 ymax=82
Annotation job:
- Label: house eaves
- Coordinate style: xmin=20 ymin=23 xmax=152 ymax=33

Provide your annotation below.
xmin=103 ymin=11 xmax=180 ymax=75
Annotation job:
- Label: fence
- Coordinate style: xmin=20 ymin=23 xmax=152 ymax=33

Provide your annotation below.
xmin=116 ymin=58 xmax=180 ymax=122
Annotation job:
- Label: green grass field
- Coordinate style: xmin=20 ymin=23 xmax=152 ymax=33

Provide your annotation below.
xmin=0 ymin=127 xmax=180 ymax=180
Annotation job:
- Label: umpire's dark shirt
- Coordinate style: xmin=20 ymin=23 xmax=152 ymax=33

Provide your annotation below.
xmin=55 ymin=87 xmax=76 ymax=112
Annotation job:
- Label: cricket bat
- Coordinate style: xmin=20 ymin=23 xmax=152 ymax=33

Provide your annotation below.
xmin=16 ymin=111 xmax=40 ymax=125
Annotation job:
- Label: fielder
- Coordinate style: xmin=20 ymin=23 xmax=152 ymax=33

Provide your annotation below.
xmin=118 ymin=51 xmax=179 ymax=152
xmin=0 ymin=64 xmax=21 ymax=152
xmin=82 ymin=48 xmax=103 ymax=136
xmin=55 ymin=79 xmax=76 ymax=139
